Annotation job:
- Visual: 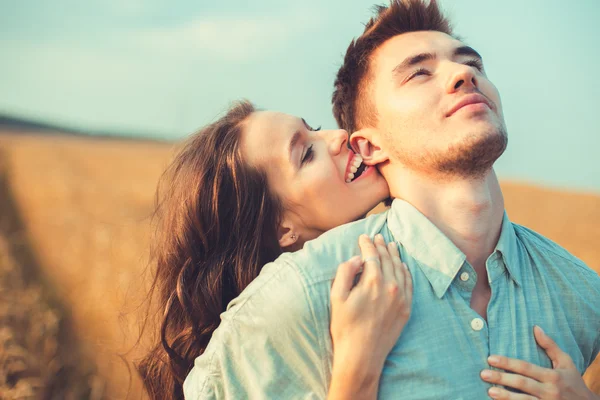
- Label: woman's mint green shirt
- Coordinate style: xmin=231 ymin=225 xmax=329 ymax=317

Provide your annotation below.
xmin=184 ymin=200 xmax=600 ymax=400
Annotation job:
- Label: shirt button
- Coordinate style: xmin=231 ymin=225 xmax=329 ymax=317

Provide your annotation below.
xmin=471 ymin=318 xmax=484 ymax=331
xmin=460 ymin=272 xmax=469 ymax=281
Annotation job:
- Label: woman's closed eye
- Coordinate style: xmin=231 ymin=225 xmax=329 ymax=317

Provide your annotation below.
xmin=301 ymin=144 xmax=314 ymax=165
xmin=301 ymin=117 xmax=321 ymax=132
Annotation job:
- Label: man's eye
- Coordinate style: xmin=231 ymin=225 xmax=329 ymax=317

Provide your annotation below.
xmin=465 ymin=59 xmax=484 ymax=71
xmin=407 ymin=68 xmax=430 ymax=81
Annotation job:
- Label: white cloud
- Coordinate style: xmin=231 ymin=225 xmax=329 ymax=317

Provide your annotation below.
xmin=0 ymin=7 xmax=327 ymax=133
xmin=132 ymin=12 xmax=321 ymax=61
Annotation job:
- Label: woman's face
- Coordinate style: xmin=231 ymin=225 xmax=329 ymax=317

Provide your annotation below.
xmin=241 ymin=111 xmax=390 ymax=246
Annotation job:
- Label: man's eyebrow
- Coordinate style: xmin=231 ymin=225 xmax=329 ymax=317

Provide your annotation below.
xmin=392 ymin=46 xmax=483 ymax=76
xmin=288 ymin=129 xmax=302 ymax=162
xmin=392 ymin=52 xmax=436 ymax=75
xmin=453 ymin=45 xmax=482 ymax=60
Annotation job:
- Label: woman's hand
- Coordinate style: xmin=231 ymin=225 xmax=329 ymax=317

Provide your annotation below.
xmin=328 ymin=234 xmax=413 ymax=400
xmin=480 ymin=326 xmax=599 ymax=400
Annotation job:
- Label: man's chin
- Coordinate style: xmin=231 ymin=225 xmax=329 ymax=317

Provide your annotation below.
xmin=435 ymin=129 xmax=507 ymax=178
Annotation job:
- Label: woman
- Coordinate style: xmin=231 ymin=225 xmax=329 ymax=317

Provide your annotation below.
xmin=138 ymin=100 xmax=411 ymax=400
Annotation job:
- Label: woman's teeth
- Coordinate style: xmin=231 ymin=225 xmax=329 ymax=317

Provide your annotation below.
xmin=346 ymin=154 xmax=363 ymax=183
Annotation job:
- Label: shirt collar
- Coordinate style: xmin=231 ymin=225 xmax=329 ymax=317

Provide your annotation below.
xmin=494 ymin=211 xmax=522 ymax=286
xmin=386 ymin=199 xmax=522 ymax=298
xmin=387 ymin=199 xmax=466 ymax=298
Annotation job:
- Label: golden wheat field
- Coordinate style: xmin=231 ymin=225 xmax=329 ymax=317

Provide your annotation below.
xmin=0 ymin=130 xmax=598 ymax=399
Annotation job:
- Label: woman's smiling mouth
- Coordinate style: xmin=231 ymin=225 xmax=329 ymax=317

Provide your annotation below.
xmin=345 ymin=152 xmax=368 ymax=183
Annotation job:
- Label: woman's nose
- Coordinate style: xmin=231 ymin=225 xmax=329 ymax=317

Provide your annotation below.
xmin=319 ymin=129 xmax=349 ymax=156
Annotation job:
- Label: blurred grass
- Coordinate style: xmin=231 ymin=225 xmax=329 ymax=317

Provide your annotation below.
xmin=0 ymin=152 xmax=102 ymax=399
xmin=0 ymin=132 xmax=172 ymax=399
xmin=0 ymin=130 xmax=598 ymax=398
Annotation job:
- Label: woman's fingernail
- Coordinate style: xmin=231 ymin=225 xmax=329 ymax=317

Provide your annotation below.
xmin=488 ymin=355 xmax=499 ymax=364
xmin=349 ymin=256 xmax=362 ymax=266
xmin=488 ymin=387 xmax=500 ymax=397
xmin=535 ymin=325 xmax=545 ymax=335
xmin=480 ymin=369 xmax=492 ymax=379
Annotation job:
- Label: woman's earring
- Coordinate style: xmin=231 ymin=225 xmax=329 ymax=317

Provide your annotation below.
xmin=291 ymin=234 xmax=297 ymax=241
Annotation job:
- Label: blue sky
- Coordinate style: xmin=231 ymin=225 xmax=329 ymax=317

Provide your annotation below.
xmin=1 ymin=0 xmax=599 ymax=192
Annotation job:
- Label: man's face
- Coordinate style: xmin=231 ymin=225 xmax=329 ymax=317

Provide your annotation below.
xmin=370 ymin=31 xmax=507 ymax=178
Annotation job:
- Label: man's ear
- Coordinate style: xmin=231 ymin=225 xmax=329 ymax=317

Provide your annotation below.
xmin=350 ymin=128 xmax=389 ymax=166
xmin=277 ymin=219 xmax=298 ymax=249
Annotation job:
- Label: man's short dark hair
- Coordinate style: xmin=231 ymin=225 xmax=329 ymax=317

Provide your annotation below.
xmin=332 ymin=0 xmax=454 ymax=133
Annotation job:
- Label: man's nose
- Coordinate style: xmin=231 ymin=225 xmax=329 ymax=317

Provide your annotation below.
xmin=446 ymin=64 xmax=479 ymax=93
xmin=319 ymin=129 xmax=349 ymax=156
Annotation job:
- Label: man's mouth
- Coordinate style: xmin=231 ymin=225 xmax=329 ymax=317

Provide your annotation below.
xmin=345 ymin=152 xmax=368 ymax=183
xmin=446 ymin=93 xmax=492 ymax=117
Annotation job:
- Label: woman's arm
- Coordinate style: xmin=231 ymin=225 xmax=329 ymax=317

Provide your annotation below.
xmin=327 ymin=234 xmax=413 ymax=400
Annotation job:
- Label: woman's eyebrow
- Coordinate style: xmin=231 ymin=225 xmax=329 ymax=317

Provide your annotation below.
xmin=288 ymin=129 xmax=302 ymax=163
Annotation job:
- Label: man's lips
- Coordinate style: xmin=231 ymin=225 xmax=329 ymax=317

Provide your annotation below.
xmin=446 ymin=93 xmax=492 ymax=117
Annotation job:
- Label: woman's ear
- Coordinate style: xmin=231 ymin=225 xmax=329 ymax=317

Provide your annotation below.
xmin=350 ymin=128 xmax=389 ymax=166
xmin=277 ymin=221 xmax=298 ymax=249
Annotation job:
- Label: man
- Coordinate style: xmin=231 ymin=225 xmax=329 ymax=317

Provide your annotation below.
xmin=184 ymin=1 xmax=600 ymax=398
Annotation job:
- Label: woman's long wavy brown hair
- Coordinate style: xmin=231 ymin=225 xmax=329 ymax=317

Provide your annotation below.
xmin=137 ymin=100 xmax=284 ymax=399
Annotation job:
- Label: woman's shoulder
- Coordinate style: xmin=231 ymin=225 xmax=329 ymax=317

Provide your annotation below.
xmin=284 ymin=209 xmax=390 ymax=285
xmin=210 ymin=210 xmax=391 ymax=342
xmin=217 ymin=209 xmax=389 ymax=324
xmin=224 ymin=258 xmax=303 ymax=315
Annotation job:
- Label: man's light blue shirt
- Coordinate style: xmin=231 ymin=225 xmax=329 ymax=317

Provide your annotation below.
xmin=184 ymin=199 xmax=600 ymax=399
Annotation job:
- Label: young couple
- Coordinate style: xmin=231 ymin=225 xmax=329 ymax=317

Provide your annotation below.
xmin=138 ymin=0 xmax=600 ymax=399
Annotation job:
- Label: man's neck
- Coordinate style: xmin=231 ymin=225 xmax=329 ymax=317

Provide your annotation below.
xmin=387 ymin=168 xmax=504 ymax=274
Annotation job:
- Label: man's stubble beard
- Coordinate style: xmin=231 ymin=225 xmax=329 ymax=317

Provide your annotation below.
xmin=388 ymin=123 xmax=508 ymax=180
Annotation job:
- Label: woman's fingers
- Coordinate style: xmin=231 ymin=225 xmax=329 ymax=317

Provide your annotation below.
xmin=374 ymin=234 xmax=395 ymax=284
xmin=387 ymin=242 xmax=413 ymax=306
xmin=387 ymin=242 xmax=405 ymax=294
xmin=487 ymin=355 xmax=549 ymax=382
xmin=388 ymin=242 xmax=404 ymax=284
xmin=358 ymin=234 xmax=382 ymax=287
xmin=533 ymin=325 xmax=574 ymax=369
xmin=486 ymin=386 xmax=536 ymax=400
xmin=331 ymin=256 xmax=362 ymax=302
xmin=481 ymin=368 xmax=544 ymax=398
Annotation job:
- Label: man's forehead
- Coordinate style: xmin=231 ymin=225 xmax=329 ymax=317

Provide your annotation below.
xmin=372 ymin=31 xmax=464 ymax=67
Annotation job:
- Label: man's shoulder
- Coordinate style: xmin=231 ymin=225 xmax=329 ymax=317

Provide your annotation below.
xmin=513 ymin=223 xmax=590 ymax=268
xmin=512 ymin=223 xmax=600 ymax=286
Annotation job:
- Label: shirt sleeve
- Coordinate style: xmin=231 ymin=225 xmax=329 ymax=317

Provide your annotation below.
xmin=183 ymin=260 xmax=330 ymax=400
xmin=592 ymin=324 xmax=600 ymax=366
